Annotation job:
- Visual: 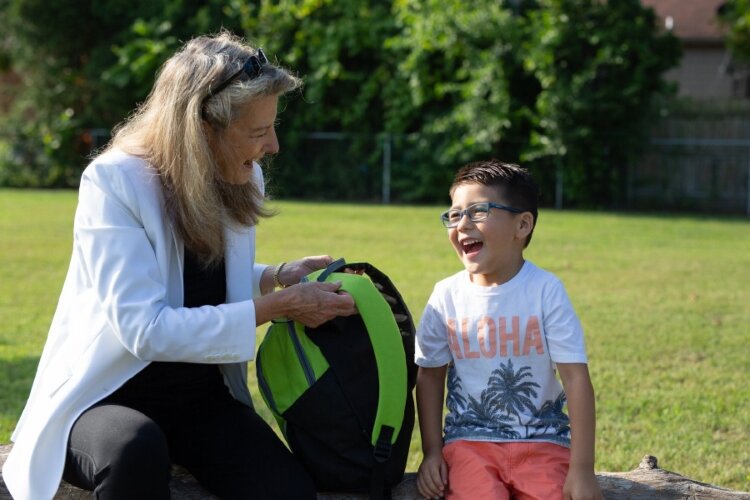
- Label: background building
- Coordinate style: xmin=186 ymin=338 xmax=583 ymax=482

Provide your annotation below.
xmin=642 ymin=0 xmax=749 ymax=100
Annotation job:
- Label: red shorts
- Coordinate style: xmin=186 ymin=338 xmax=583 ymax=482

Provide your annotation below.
xmin=442 ymin=440 xmax=570 ymax=500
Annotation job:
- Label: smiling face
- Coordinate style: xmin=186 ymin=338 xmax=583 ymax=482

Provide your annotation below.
xmin=210 ymin=94 xmax=280 ymax=185
xmin=448 ymin=182 xmax=533 ymax=287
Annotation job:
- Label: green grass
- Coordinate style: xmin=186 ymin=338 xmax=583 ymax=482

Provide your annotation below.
xmin=1 ymin=188 xmax=749 ymax=491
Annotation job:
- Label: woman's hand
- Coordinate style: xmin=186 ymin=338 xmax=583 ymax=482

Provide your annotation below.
xmin=282 ymin=280 xmax=357 ymax=327
xmin=278 ymin=255 xmax=335 ymax=286
xmin=254 ymin=278 xmax=357 ymax=327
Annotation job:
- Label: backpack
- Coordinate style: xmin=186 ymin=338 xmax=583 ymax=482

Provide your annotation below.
xmin=256 ymin=259 xmax=417 ymax=499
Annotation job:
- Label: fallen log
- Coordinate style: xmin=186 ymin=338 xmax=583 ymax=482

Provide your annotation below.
xmin=1 ymin=444 xmax=748 ymax=499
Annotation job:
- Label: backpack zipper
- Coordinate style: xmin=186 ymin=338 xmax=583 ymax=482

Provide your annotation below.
xmin=287 ymin=322 xmax=316 ymax=386
xmin=255 ymin=353 xmax=278 ymax=414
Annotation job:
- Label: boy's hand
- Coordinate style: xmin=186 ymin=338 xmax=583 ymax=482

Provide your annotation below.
xmin=563 ymin=465 xmax=603 ymax=500
xmin=416 ymin=451 xmax=447 ymax=499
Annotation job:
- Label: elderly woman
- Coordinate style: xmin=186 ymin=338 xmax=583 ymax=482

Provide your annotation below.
xmin=2 ymin=32 xmax=356 ymax=499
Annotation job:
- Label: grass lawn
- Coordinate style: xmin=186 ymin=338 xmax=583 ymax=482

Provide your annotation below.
xmin=1 ymin=188 xmax=749 ymax=491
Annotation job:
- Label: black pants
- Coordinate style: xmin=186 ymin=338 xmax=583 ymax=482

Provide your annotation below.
xmin=62 ymin=365 xmax=316 ymax=499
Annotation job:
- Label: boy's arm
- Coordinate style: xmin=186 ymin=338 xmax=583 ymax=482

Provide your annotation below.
xmin=416 ymin=365 xmax=448 ymax=499
xmin=556 ymin=363 xmax=603 ymax=500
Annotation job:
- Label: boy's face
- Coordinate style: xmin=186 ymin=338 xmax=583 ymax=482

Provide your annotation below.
xmin=448 ymin=182 xmax=531 ymax=286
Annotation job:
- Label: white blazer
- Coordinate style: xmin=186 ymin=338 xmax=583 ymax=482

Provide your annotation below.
xmin=2 ymin=150 xmax=269 ymax=500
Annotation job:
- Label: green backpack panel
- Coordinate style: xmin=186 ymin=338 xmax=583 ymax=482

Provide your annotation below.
xmin=256 ymin=259 xmax=417 ymax=498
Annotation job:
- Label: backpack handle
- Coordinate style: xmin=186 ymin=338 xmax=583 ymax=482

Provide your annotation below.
xmin=315 ymin=257 xmax=348 ymax=282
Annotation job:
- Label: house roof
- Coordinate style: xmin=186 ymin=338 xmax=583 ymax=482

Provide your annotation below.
xmin=641 ymin=0 xmax=727 ymax=42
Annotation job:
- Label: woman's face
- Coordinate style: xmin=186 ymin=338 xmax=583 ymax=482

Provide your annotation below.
xmin=213 ymin=94 xmax=280 ymax=185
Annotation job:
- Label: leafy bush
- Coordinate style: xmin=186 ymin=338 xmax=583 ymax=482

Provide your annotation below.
xmin=0 ymin=0 xmax=680 ymax=207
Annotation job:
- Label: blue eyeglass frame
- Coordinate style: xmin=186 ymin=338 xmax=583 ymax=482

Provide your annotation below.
xmin=440 ymin=202 xmax=523 ymax=228
xmin=205 ymin=48 xmax=268 ymax=100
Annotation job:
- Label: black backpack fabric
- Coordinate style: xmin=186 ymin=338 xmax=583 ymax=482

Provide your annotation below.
xmin=256 ymin=259 xmax=417 ymax=499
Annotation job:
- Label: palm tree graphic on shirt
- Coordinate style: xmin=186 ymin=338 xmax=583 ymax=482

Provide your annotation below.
xmin=448 ymin=359 xmax=568 ymax=439
xmin=446 ymin=365 xmax=467 ymax=415
xmin=528 ymin=392 xmax=570 ymax=438
xmin=447 ymin=365 xmax=517 ymax=437
xmin=485 ymin=359 xmax=540 ymax=427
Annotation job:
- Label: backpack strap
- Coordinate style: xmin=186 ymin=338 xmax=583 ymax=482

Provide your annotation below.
xmin=308 ymin=261 xmax=407 ymax=497
xmin=310 ymin=265 xmax=408 ymax=445
xmin=371 ymin=425 xmax=394 ymax=500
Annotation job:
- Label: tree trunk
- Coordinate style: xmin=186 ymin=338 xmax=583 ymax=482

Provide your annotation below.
xmin=1 ymin=444 xmax=748 ymax=499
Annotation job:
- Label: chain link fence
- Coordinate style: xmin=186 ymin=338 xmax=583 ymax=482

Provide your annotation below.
xmin=270 ymin=130 xmax=749 ymax=216
xmin=632 ymin=138 xmax=750 ymax=215
xmin=77 ymin=120 xmax=750 ymax=215
xmin=631 ymin=102 xmax=750 ymax=216
xmin=266 ymin=132 xmax=432 ymax=204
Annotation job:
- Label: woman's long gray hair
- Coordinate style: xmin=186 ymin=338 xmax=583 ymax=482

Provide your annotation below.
xmin=107 ymin=32 xmax=302 ymax=265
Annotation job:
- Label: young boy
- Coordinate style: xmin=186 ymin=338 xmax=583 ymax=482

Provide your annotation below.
xmin=415 ymin=160 xmax=602 ymax=500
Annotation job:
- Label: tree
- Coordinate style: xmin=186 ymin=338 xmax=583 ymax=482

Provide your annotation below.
xmin=239 ymin=0 xmax=402 ymax=201
xmin=524 ymin=0 xmax=681 ymax=207
xmin=385 ymin=0 xmax=541 ymax=202
xmin=0 ymin=0 xmax=149 ymax=186
xmin=383 ymin=0 xmax=680 ymax=206
xmin=0 ymin=0 xmax=246 ymax=187
xmin=720 ymin=0 xmax=750 ymax=62
xmin=0 ymin=0 xmax=681 ymax=207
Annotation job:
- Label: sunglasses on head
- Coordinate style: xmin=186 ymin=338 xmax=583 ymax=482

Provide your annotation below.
xmin=205 ymin=48 xmax=268 ymax=101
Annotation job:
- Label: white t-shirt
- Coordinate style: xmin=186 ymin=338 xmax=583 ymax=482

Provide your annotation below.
xmin=415 ymin=260 xmax=588 ymax=447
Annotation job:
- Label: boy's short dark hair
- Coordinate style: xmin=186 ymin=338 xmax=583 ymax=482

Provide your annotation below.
xmin=450 ymin=159 xmax=539 ymax=247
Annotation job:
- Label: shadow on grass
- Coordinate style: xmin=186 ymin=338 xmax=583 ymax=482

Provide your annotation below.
xmin=0 ymin=355 xmax=40 ymax=444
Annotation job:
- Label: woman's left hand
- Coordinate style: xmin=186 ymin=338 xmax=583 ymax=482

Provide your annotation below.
xmin=278 ymin=255 xmax=334 ymax=287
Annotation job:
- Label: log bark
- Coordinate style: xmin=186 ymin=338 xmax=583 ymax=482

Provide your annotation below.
xmin=1 ymin=444 xmax=748 ymax=499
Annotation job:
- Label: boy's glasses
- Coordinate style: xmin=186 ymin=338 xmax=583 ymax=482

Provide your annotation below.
xmin=440 ymin=202 xmax=523 ymax=228
xmin=205 ymin=48 xmax=268 ymax=100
